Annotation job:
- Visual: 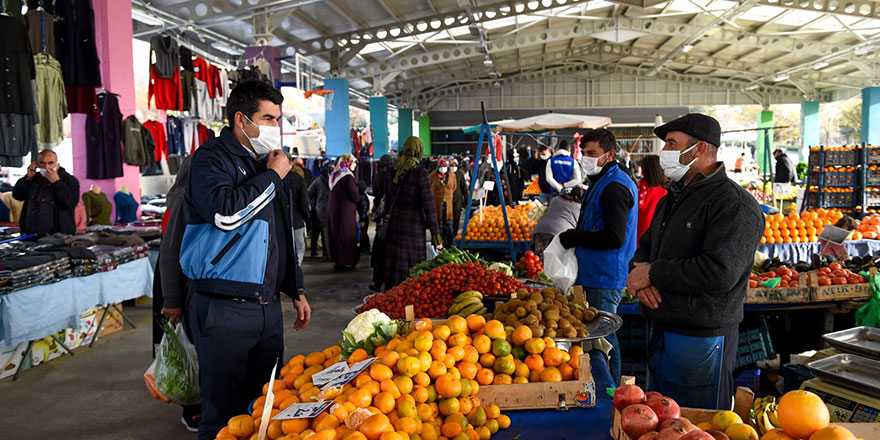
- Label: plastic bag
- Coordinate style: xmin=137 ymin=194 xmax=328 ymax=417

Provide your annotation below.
xmin=153 ymin=320 xmax=200 ymax=405
xmin=857 ymin=270 xmax=880 ymax=328
xmin=543 ymin=235 xmax=578 ymax=292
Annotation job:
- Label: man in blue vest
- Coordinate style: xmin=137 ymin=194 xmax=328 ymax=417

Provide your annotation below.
xmin=558 ymin=128 xmax=637 ymax=384
xmin=545 ymin=140 xmax=582 ymax=199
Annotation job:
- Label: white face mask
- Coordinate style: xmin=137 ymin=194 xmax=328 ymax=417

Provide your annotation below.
xmin=438 ymin=166 xmax=448 ymax=174
xmin=349 ymin=161 xmax=357 ymax=172
xmin=243 ymin=114 xmax=281 ymax=156
xmin=540 ymin=152 xmax=551 ymax=160
xmin=450 ymin=166 xmax=458 ymax=173
xmin=580 ymin=152 xmax=607 ymax=176
xmin=659 ymin=143 xmax=698 ymax=182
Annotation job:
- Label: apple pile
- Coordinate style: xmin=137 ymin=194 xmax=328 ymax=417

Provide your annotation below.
xmin=614 ymin=385 xmax=728 ymax=440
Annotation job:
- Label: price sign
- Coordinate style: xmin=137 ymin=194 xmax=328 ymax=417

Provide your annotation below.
xmin=273 ymin=401 xmax=333 ymax=420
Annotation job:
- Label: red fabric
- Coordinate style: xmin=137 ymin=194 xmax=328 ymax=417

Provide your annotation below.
xmin=143 ymin=120 xmax=168 ymax=161
xmin=148 ymin=65 xmax=182 ymax=111
xmin=65 ymin=85 xmax=99 ymax=118
xmin=193 ymin=56 xmax=209 ymax=83
xmin=197 ymin=124 xmax=210 ymax=150
xmin=161 ymin=208 xmax=170 ymax=235
xmin=207 ymin=64 xmax=220 ymax=99
xmin=637 ymin=179 xmax=667 ymax=246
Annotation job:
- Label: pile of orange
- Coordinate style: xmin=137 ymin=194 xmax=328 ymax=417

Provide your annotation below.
xmin=761 ymin=209 xmax=843 ymax=244
xmin=456 ymin=205 xmax=537 ymax=242
xmin=855 ymin=213 xmax=880 ymax=239
xmin=523 ymin=180 xmax=540 ymax=195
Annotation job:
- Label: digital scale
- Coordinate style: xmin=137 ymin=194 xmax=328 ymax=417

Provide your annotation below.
xmin=801 ymin=378 xmax=880 ymax=423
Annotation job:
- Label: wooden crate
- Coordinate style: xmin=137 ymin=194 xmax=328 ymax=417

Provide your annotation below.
xmin=610 ymin=377 xmax=754 ymax=440
xmin=475 ymin=353 xmax=593 ymax=410
xmin=746 ymin=275 xmax=810 ymax=304
xmin=808 ymin=268 xmax=875 ymax=302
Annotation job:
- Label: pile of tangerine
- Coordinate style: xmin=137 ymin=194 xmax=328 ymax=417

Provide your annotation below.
xmin=762 ymin=209 xmax=843 ymax=244
xmin=456 ymin=205 xmax=536 ymax=242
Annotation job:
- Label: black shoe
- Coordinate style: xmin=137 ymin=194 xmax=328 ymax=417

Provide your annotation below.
xmin=181 ymin=414 xmax=200 ymax=432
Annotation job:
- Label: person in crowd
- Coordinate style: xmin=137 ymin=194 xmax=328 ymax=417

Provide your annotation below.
xmin=531 ymin=186 xmax=584 ymax=259
xmin=525 ymin=144 xmax=553 ymax=204
xmin=155 ymin=155 xmax=201 ymax=432
xmin=357 ymin=180 xmax=370 ymax=255
xmin=505 ymin=149 xmax=525 ymax=204
xmin=308 ymin=164 xmax=331 ymax=260
xmin=382 ymin=136 xmax=443 ymax=290
xmin=294 ymin=157 xmax=314 ymax=187
xmin=13 ymin=150 xmax=80 ymax=235
xmin=545 ymin=140 xmax=582 ymax=201
xmin=287 ymin=156 xmax=311 ymax=266
xmin=620 ymin=151 xmax=639 ymax=180
xmin=636 ymin=155 xmax=667 ymax=245
xmin=370 ymin=154 xmax=397 ymax=292
xmin=558 ymin=128 xmax=637 ymax=384
xmin=819 ymin=215 xmax=858 ymax=261
xmin=178 ymin=80 xmax=311 ymax=439
xmin=734 ymin=153 xmax=745 ymax=175
xmin=450 ymin=158 xmax=468 ymax=240
xmin=327 ymin=154 xmax=360 ymax=272
xmin=430 ymin=158 xmax=457 ymax=246
xmin=773 ymin=149 xmax=797 ymax=183
xmin=627 ymin=113 xmax=764 ymax=410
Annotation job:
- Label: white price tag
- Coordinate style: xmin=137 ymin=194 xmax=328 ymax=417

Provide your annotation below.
xmin=273 ymin=401 xmax=333 ymax=420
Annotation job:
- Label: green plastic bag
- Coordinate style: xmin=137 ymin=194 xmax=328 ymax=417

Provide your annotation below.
xmin=856 ymin=271 xmax=880 ymax=328
xmin=154 ymin=319 xmax=200 ymax=405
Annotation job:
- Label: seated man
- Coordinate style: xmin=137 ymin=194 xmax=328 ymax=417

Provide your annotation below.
xmin=12 ymin=150 xmax=80 ymax=235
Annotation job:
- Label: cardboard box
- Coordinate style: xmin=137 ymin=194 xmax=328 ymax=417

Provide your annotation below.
xmin=96 ymin=304 xmax=124 ymax=338
xmin=475 ymin=354 xmax=594 ymax=410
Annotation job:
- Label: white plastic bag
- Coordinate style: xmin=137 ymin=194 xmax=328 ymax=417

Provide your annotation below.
xmin=543 ymin=235 xmax=578 ymax=292
xmin=426 ymin=242 xmax=439 ymax=260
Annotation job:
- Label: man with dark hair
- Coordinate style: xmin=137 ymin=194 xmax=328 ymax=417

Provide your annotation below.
xmin=558 ymin=127 xmax=636 ymax=383
xmin=545 ymin=139 xmax=582 ymax=200
xmin=627 ymin=113 xmax=764 ymax=410
xmin=13 ymin=150 xmax=79 ymax=235
xmin=773 ymin=149 xmax=796 ymax=183
xmin=180 ymin=80 xmax=311 ymax=439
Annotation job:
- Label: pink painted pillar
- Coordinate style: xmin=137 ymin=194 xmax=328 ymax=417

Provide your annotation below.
xmin=70 ymin=0 xmax=140 ymax=221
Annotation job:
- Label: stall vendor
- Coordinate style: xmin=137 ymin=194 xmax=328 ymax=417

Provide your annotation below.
xmin=559 ymin=128 xmax=637 ymax=384
xmin=627 ymin=113 xmax=764 ymax=410
xmin=13 ymin=150 xmax=79 ymax=235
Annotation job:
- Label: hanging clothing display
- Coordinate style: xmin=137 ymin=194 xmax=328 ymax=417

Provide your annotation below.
xmin=0 ymin=114 xmax=38 ymax=167
xmin=139 ymin=127 xmax=162 ymax=175
xmin=122 ymin=115 xmax=149 ymax=166
xmin=34 ymin=53 xmax=67 ymax=146
xmin=193 ymin=56 xmax=209 ymax=83
xmin=165 ymin=115 xmax=185 ymax=157
xmin=0 ymin=16 xmax=36 ymax=115
xmin=193 ymin=78 xmax=211 ymax=120
xmin=113 ymin=191 xmax=138 ymax=223
xmin=55 ymin=0 xmax=102 ymax=87
xmin=26 ymin=6 xmax=56 ymax=57
xmin=181 ymin=116 xmax=196 ymax=153
xmin=64 ymin=84 xmax=98 ymax=118
xmin=142 ymin=119 xmax=167 ymax=162
xmin=252 ymin=57 xmax=274 ymax=84
xmin=81 ymin=190 xmax=112 ymax=225
xmin=206 ymin=63 xmax=220 ymax=99
xmin=197 ymin=123 xmax=211 ymax=147
xmin=85 ymin=92 xmax=124 ymax=179
xmin=149 ymin=34 xmax=179 ymax=79
xmin=179 ymin=46 xmax=194 ymax=72
xmin=180 ymin=70 xmax=195 ymax=112
xmin=148 ymin=65 xmax=182 ymax=111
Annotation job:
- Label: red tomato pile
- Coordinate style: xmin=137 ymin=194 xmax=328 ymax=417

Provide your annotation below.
xmin=813 ymin=262 xmax=867 ymax=286
xmin=749 ymin=266 xmax=801 ymax=288
xmin=514 ymin=251 xmax=544 ymax=280
xmin=359 ymin=262 xmax=528 ymax=318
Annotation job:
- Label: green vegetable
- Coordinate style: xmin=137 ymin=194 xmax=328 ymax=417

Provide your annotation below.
xmin=154 ymin=319 xmax=200 ymax=406
xmin=408 ymin=247 xmax=489 ymax=278
xmin=340 ymin=320 xmax=407 ymax=359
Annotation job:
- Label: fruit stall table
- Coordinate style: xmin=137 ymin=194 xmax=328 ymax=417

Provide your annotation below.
xmin=454 ymin=239 xmax=533 ymax=258
xmin=756 ymin=239 xmax=880 ymax=264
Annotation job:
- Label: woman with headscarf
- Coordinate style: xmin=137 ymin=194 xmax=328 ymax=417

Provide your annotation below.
xmin=370 ymin=154 xmax=396 ymax=292
xmin=430 ymin=158 xmax=457 ymax=246
xmin=382 ymin=137 xmax=442 ymax=290
xmin=450 ymin=158 xmax=467 ymax=240
xmin=308 ymin=163 xmax=331 ymax=260
xmin=327 ymin=155 xmax=360 ymax=271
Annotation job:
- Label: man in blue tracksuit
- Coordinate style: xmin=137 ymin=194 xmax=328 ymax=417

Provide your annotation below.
xmin=559 ymin=129 xmax=637 ymax=384
xmin=179 ymin=80 xmax=312 ymax=439
xmin=544 ymin=140 xmax=582 ymax=199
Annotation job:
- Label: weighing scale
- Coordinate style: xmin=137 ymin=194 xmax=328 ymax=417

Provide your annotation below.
xmin=800 ymin=378 xmax=880 ymax=423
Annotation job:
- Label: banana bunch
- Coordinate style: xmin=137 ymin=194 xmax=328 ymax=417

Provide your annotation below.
xmin=448 ymin=291 xmax=487 ymax=317
xmin=752 ymin=396 xmax=781 ymax=435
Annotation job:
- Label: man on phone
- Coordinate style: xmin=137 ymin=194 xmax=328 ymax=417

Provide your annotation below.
xmin=13 ymin=150 xmax=79 ymax=235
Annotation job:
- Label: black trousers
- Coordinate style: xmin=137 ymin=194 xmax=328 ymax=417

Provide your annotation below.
xmin=188 ymin=292 xmax=283 ymax=440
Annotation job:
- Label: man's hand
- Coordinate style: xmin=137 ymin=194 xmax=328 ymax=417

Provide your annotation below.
xmin=558 ymin=228 xmax=580 ymax=249
xmin=26 ymin=161 xmax=37 ymax=179
xmin=636 ymin=286 xmax=663 ymax=310
xmin=44 ymin=165 xmax=59 ymax=183
xmin=627 ymin=262 xmax=652 ymax=292
xmin=268 ymin=150 xmax=292 ymax=179
xmin=161 ymin=307 xmax=183 ymax=324
xmin=293 ymin=295 xmax=311 ymax=330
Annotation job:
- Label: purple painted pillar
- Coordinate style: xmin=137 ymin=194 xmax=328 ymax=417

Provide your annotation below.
xmin=70 ymin=0 xmax=140 ymax=220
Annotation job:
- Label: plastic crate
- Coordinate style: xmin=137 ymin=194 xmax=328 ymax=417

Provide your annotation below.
xmin=807 ymin=191 xmax=823 ymax=208
xmin=808 ymin=150 xmax=824 ymax=168
xmin=868 ymin=148 xmax=880 ymax=165
xmin=868 ymin=169 xmax=880 ymax=186
xmin=824 ymin=191 xmax=855 ymax=208
xmin=782 ymin=363 xmax=813 ymax=393
xmin=736 ymin=317 xmax=775 ymax=369
xmin=868 ymin=190 xmax=880 ymax=207
xmin=808 ymin=173 xmax=823 ymax=187
xmin=825 ymin=149 xmax=857 ymax=166
xmin=825 ymin=170 xmax=858 ymax=187
xmin=617 ymin=315 xmax=649 ymax=352
xmin=733 ymin=368 xmax=761 ymax=393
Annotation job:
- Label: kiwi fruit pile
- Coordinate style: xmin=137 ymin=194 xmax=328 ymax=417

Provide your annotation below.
xmin=484 ymin=286 xmax=599 ymax=339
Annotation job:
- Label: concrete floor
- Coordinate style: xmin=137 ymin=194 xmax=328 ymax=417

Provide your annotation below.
xmin=0 ymin=255 xmax=373 ymax=439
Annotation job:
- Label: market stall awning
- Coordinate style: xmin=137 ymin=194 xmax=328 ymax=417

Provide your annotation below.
xmin=496 ymin=113 xmax=612 ymax=132
xmin=462 ymin=120 xmax=512 ymax=134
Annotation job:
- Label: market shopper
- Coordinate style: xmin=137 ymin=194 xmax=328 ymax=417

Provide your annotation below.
xmin=773 ymin=149 xmax=797 ymax=183
xmin=382 ymin=136 xmax=442 ymax=290
xmin=179 ymin=80 xmax=311 ymax=440
xmin=287 ymin=157 xmax=311 ymax=266
xmin=450 ymin=158 xmax=468 ymax=240
xmin=526 ymin=144 xmax=553 ymax=204
xmin=308 ymin=164 xmax=331 ymax=259
xmin=627 ymin=113 xmax=764 ymax=410
xmin=13 ymin=150 xmax=80 ymax=235
xmin=636 ymin=155 xmax=667 ymax=244
xmin=327 ymin=154 xmax=360 ymax=271
xmin=370 ymin=154 xmax=397 ymax=292
xmin=558 ymin=128 xmax=637 ymax=384
xmin=545 ymin=140 xmax=582 ymax=199
xmin=531 ymin=186 xmax=583 ymax=259
xmin=357 ymin=180 xmax=370 ymax=255
xmin=429 ymin=158 xmax=457 ymax=246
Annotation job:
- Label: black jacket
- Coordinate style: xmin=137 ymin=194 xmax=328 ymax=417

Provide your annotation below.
xmin=774 ymin=154 xmax=797 ymax=183
xmin=13 ymin=167 xmax=80 ymax=235
xmin=286 ymin=171 xmax=311 ymax=230
xmin=0 ymin=15 xmax=36 ymax=114
xmin=632 ymin=164 xmax=764 ymax=337
xmin=159 ymin=156 xmax=192 ymax=310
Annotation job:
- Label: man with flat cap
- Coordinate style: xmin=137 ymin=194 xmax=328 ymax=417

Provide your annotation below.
xmin=626 ymin=113 xmax=764 ymax=410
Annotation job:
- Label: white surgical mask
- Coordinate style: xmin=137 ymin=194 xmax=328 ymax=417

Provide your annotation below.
xmin=580 ymin=153 xmax=607 ymax=176
xmin=540 ymin=153 xmax=551 ymax=160
xmin=450 ymin=166 xmax=458 ymax=173
xmin=659 ymin=144 xmax=698 ymax=182
xmin=243 ymin=115 xmax=281 ymax=156
xmin=350 ymin=161 xmax=357 ymax=171
xmin=38 ymin=168 xmax=47 ymax=177
xmin=438 ymin=166 xmax=448 ymax=174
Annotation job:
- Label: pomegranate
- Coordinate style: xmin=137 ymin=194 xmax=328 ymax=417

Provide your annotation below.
xmin=704 ymin=430 xmax=730 ymax=440
xmin=679 ymin=431 xmax=717 ymax=440
xmin=637 ymin=433 xmax=660 ymax=440
xmin=614 ymin=384 xmax=648 ymax=410
xmin=656 ymin=427 xmax=689 ymax=440
xmin=648 ymin=397 xmax=682 ymax=423
xmin=646 ymin=391 xmax=664 ymax=401
xmin=658 ymin=418 xmax=697 ymax=432
xmin=621 ymin=404 xmax=659 ymax=439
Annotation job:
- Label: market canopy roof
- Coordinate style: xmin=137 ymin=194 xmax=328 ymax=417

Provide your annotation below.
xmin=495 ymin=113 xmax=612 ymax=133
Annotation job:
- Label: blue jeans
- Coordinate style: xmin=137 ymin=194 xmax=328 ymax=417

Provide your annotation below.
xmin=538 ymin=192 xmax=554 ymax=205
xmin=584 ymin=287 xmax=622 ymax=385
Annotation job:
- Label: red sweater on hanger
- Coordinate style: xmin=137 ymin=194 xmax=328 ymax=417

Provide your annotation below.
xmin=197 ymin=124 xmax=210 ymax=150
xmin=193 ymin=56 xmax=209 ymax=83
xmin=143 ymin=120 xmax=168 ymax=161
xmin=207 ymin=64 xmax=220 ymax=99
xmin=147 ymin=65 xmax=182 ymax=111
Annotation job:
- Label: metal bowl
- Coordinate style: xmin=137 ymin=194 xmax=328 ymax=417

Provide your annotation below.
xmin=552 ymin=310 xmax=623 ymax=343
